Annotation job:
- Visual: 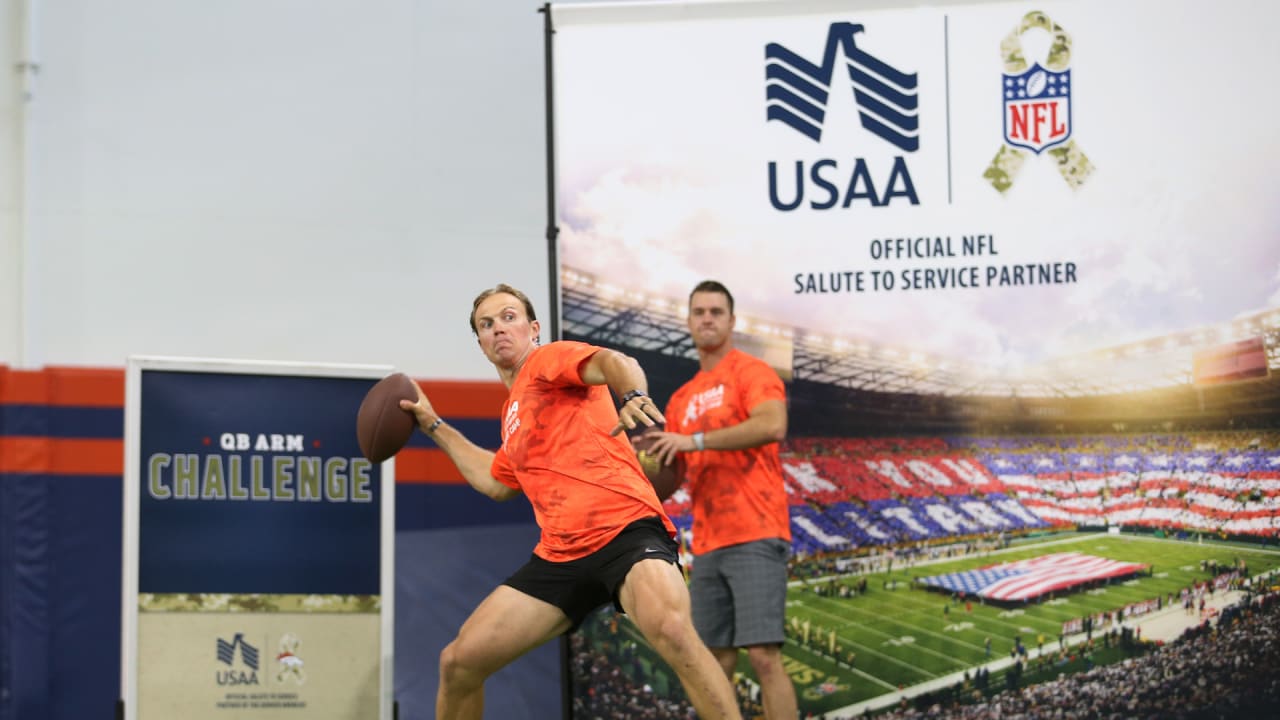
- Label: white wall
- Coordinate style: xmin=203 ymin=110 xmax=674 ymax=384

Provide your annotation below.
xmin=1 ymin=0 xmax=24 ymax=364
xmin=2 ymin=0 xmax=559 ymax=380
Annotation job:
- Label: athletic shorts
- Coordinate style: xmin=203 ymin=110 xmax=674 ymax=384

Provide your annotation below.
xmin=690 ymin=537 xmax=790 ymax=648
xmin=503 ymin=516 xmax=679 ymax=633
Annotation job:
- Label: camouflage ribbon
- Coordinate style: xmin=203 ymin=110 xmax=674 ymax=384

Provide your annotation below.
xmin=984 ymin=11 xmax=1094 ymax=193
xmin=139 ymin=592 xmax=381 ymax=613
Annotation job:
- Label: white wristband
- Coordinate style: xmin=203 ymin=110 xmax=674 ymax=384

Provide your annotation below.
xmin=692 ymin=432 xmax=705 ymax=451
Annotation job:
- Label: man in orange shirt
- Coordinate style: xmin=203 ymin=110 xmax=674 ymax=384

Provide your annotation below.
xmin=643 ymin=280 xmax=798 ymax=720
xmin=399 ymin=283 xmax=741 ymax=720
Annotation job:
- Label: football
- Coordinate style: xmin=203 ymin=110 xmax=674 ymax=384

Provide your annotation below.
xmin=1025 ymin=69 xmax=1047 ymax=97
xmin=628 ymin=424 xmax=684 ymax=502
xmin=356 ymin=372 xmax=418 ymax=463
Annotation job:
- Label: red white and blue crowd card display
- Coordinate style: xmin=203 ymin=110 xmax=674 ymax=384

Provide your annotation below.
xmin=120 ymin=357 xmax=395 ymax=720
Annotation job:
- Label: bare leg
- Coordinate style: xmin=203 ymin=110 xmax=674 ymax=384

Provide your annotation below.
xmin=745 ymin=644 xmax=798 ymax=720
xmin=437 ymin=585 xmax=571 ymax=720
xmin=618 ymin=559 xmax=743 ymax=720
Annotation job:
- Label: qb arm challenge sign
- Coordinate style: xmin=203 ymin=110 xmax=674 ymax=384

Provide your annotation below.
xmin=120 ymin=357 xmax=395 ymax=720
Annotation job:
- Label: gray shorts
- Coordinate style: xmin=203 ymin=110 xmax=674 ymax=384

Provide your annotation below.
xmin=690 ymin=538 xmax=790 ymax=649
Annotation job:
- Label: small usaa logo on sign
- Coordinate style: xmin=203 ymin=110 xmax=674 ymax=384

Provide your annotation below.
xmin=216 ymin=633 xmax=260 ymax=686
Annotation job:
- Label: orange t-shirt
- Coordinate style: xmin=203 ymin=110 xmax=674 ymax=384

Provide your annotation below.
xmin=665 ymin=348 xmax=790 ymax=555
xmin=490 ymin=341 xmax=675 ymax=561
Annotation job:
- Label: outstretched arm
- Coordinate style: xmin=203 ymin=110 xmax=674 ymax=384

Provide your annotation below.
xmin=399 ymin=381 xmax=519 ymax=501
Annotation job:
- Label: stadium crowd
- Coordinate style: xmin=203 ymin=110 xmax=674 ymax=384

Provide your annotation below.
xmin=843 ymin=590 xmax=1280 ymax=720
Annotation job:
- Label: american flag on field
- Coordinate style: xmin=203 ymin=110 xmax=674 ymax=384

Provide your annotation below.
xmin=918 ymin=552 xmax=1147 ymax=601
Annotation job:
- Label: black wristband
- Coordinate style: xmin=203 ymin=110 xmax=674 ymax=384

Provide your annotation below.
xmin=620 ymin=389 xmax=647 ymax=405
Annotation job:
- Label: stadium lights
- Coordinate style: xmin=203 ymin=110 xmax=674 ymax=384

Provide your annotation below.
xmin=562 ymin=269 xmax=593 ymax=287
xmin=648 ymin=297 xmax=673 ymax=313
xmin=562 ymin=263 xmax=1279 ymax=396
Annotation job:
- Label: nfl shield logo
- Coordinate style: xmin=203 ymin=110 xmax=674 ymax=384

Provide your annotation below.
xmin=1002 ymin=63 xmax=1072 ymax=154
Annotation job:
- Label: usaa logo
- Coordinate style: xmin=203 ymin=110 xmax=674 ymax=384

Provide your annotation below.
xmin=216 ymin=633 xmax=261 ymax=686
xmin=765 ymin=22 xmax=920 ymax=211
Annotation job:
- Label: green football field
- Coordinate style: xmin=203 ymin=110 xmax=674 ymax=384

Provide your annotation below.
xmin=772 ymin=531 xmax=1280 ymax=716
xmin=586 ymin=531 xmax=1280 ymax=717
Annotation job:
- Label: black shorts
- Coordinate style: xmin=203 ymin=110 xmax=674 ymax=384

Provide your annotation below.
xmin=503 ymin=517 xmax=680 ymax=633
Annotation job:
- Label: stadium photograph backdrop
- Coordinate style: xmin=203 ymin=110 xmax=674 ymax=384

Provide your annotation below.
xmin=547 ymin=0 xmax=1280 ymax=716
xmin=121 ymin=358 xmax=396 ymax=720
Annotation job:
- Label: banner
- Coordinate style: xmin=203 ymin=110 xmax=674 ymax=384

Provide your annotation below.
xmin=551 ymin=0 xmax=1279 ymax=382
xmin=550 ymin=0 xmax=1279 ymax=716
xmin=121 ymin=357 xmax=395 ymax=720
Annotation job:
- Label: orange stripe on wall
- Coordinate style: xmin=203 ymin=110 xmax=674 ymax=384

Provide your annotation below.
xmin=47 ymin=367 xmax=125 ymax=407
xmin=1 ymin=365 xmax=501 ymax=414
xmin=0 ymin=437 xmax=123 ymax=475
xmin=415 ymin=380 xmax=508 ymax=418
xmin=53 ymin=439 xmax=124 ymax=474
xmin=0 ymin=366 xmax=125 ymax=407
xmin=0 ymin=437 xmax=51 ymax=472
xmin=395 ymin=447 xmax=468 ymax=484
xmin=0 ymin=368 xmax=53 ymax=404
